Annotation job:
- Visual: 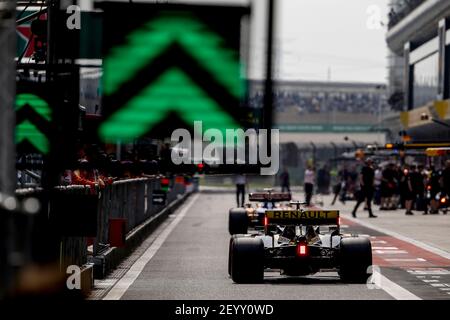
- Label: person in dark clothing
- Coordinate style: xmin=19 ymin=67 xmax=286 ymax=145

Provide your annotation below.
xmin=331 ymin=167 xmax=346 ymax=205
xmin=235 ymin=174 xmax=247 ymax=207
xmin=400 ymin=166 xmax=415 ymax=215
xmin=410 ymin=165 xmax=426 ymax=214
xmin=317 ymin=165 xmax=331 ymax=194
xmin=443 ymin=160 xmax=450 ymax=196
xmin=331 ymin=180 xmax=342 ymax=206
xmin=280 ymin=169 xmax=291 ymax=193
xmin=380 ymin=163 xmax=397 ymax=210
xmin=428 ymin=166 xmax=442 ymax=214
xmin=352 ymin=159 xmax=377 ymax=218
xmin=374 ymin=165 xmax=382 ymax=205
xmin=394 ymin=165 xmax=404 ymax=209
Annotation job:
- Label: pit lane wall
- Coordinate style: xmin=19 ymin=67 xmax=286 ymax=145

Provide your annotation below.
xmin=11 ymin=175 xmax=194 ymax=297
xmin=91 ymin=176 xmax=194 ymax=280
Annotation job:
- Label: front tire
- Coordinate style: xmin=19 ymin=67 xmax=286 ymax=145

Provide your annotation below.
xmin=230 ymin=237 xmax=264 ymax=283
xmin=229 ymin=208 xmax=248 ymax=235
xmin=339 ymin=237 xmax=372 ymax=283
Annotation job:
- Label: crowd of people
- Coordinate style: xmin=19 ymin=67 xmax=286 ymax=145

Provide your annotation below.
xmin=249 ymin=90 xmax=387 ymax=116
xmin=61 ymin=144 xmax=450 ymax=218
xmin=273 ymin=158 xmax=450 ymax=217
xmin=303 ymin=159 xmax=450 ymax=216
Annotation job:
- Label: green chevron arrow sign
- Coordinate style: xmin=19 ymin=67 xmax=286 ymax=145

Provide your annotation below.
xmin=103 ymin=12 xmax=244 ymax=99
xmin=100 ymin=68 xmax=240 ymax=141
xmin=99 ymin=4 xmax=248 ymax=143
xmin=15 ymin=93 xmax=52 ymax=154
xmin=16 ymin=120 xmax=50 ymax=154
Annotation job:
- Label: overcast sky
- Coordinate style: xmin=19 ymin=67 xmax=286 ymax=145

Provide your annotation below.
xmin=259 ymin=0 xmax=389 ymax=83
xmin=96 ymin=0 xmax=389 ymax=83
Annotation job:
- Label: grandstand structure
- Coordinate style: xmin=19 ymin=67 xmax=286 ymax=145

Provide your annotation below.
xmin=248 ymin=80 xmax=389 ymax=183
xmin=249 ymin=79 xmax=388 ymax=136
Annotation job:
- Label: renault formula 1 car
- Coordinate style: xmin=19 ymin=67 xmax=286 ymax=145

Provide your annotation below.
xmin=228 ymin=189 xmax=291 ymax=235
xmin=228 ymin=203 xmax=372 ymax=283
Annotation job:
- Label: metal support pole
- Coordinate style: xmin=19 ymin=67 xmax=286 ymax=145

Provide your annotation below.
xmin=263 ymin=0 xmax=275 ymax=148
xmin=0 ymin=0 xmax=17 ymax=297
xmin=0 ymin=1 xmax=16 ymax=194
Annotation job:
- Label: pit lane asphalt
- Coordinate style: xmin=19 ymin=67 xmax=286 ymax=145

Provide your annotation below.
xmin=110 ymin=192 xmax=392 ymax=300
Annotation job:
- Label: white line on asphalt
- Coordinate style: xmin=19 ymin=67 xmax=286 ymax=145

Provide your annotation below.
xmin=407 ymin=269 xmax=450 ymax=275
xmin=376 ymin=273 xmax=421 ymax=300
xmin=343 ymin=214 xmax=450 ymax=260
xmin=372 ymin=246 xmax=399 ymax=250
xmin=103 ymin=193 xmax=200 ymax=300
xmin=431 ymin=283 xmax=446 ymax=287
xmin=374 ymin=250 xmax=408 ymax=254
xmin=385 ymin=258 xmax=426 ymax=262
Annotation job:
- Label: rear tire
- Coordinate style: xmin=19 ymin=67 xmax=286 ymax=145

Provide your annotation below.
xmin=339 ymin=237 xmax=372 ymax=283
xmin=230 ymin=237 xmax=264 ymax=283
xmin=228 ymin=235 xmax=242 ymax=276
xmin=229 ymin=208 xmax=248 ymax=235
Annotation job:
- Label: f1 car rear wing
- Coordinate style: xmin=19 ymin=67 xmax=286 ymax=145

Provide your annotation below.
xmin=264 ymin=209 xmax=339 ymax=226
xmin=249 ymin=192 xmax=291 ymax=202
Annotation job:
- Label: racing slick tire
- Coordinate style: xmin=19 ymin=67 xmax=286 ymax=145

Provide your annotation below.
xmin=339 ymin=237 xmax=372 ymax=283
xmin=229 ymin=208 xmax=248 ymax=235
xmin=230 ymin=237 xmax=264 ymax=283
xmin=228 ymin=234 xmax=244 ymax=276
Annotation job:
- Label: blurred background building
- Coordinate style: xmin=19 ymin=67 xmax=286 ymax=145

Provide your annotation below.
xmin=386 ymin=0 xmax=450 ymax=141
